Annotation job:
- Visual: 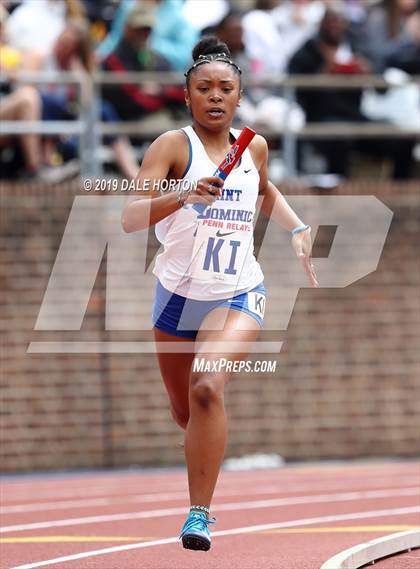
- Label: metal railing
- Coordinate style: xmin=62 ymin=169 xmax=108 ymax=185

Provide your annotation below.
xmin=1 ymin=71 xmax=419 ymax=178
xmin=0 ymin=71 xmax=101 ymax=177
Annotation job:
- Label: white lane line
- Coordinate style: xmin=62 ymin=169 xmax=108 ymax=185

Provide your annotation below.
xmin=3 ymin=476 xmax=419 ymax=515
xmin=1 ymin=463 xmax=418 ymax=506
xmin=8 ymin=506 xmax=420 ymax=569
xmin=0 ymin=482 xmax=189 ymax=504
xmin=1 ymin=487 xmax=418 ymax=534
xmin=3 ymin=467 xmax=418 ymax=504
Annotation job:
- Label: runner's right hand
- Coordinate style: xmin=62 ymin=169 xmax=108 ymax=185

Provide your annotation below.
xmin=185 ymin=176 xmax=224 ymax=206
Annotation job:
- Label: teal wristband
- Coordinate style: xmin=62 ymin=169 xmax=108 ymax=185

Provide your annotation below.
xmin=291 ymin=224 xmax=311 ymax=236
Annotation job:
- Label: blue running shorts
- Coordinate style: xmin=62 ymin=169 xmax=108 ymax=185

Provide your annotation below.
xmin=152 ymin=281 xmax=266 ymax=339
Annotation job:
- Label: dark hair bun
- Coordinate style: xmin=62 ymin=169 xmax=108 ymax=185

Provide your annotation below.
xmin=192 ymin=36 xmax=231 ymax=62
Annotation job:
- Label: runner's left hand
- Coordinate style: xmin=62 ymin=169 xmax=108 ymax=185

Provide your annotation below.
xmin=291 ymin=230 xmax=319 ymax=288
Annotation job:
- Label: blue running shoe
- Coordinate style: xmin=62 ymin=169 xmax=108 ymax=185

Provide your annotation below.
xmin=179 ymin=511 xmax=216 ymax=551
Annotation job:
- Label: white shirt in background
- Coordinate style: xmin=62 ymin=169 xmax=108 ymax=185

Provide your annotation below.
xmin=183 ymin=0 xmax=229 ymax=32
xmin=242 ymin=9 xmax=285 ymax=75
xmin=271 ymin=0 xmax=325 ymax=73
xmin=6 ymin=0 xmax=66 ymax=56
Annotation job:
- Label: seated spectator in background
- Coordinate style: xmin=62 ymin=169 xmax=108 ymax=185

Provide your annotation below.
xmin=2 ymin=15 xmax=140 ymax=181
xmin=2 ymin=16 xmax=99 ymax=181
xmin=96 ymin=0 xmax=143 ymax=62
xmin=98 ymin=0 xmax=198 ymax=72
xmin=211 ymin=9 xmax=258 ymax=122
xmin=212 ymin=9 xmax=251 ymax=73
xmin=342 ymin=0 xmax=371 ymax=54
xmin=0 ymin=5 xmax=45 ymax=179
xmin=211 ymin=10 xmax=266 ymax=112
xmin=42 ymin=18 xmax=143 ymax=180
xmin=36 ymin=19 xmax=94 ymax=173
xmin=5 ymin=0 xmax=86 ymax=70
xmin=288 ymin=7 xmax=415 ymax=179
xmin=83 ymin=0 xmax=118 ymax=48
xmin=242 ymin=0 xmax=284 ymax=74
xmin=151 ymin=0 xmax=199 ymax=71
xmin=271 ymin=0 xmax=325 ymax=73
xmin=0 ymin=4 xmax=22 ymax=73
xmin=364 ymin=0 xmax=420 ymax=74
xmin=210 ymin=9 xmax=305 ymax=134
xmin=102 ymin=3 xmax=184 ymax=122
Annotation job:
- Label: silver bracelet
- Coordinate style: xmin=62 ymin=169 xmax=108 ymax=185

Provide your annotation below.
xmin=176 ymin=188 xmax=188 ymax=207
xmin=291 ymin=224 xmax=311 ymax=235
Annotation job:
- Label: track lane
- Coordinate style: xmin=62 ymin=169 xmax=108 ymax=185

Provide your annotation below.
xmin=5 ymin=508 xmax=419 ymax=569
xmin=2 ymin=460 xmax=419 ymax=569
xmin=2 ymin=460 xmax=418 ymax=504
xmin=2 ymin=475 xmax=419 ymax=518
xmin=2 ymin=487 xmax=418 ymax=533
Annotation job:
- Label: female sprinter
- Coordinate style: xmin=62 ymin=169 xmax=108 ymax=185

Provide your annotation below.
xmin=121 ymin=36 xmax=318 ymax=552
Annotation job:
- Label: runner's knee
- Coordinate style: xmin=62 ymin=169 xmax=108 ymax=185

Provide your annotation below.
xmin=190 ymin=373 xmax=225 ymax=410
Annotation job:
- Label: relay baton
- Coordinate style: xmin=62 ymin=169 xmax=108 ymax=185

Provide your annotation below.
xmin=192 ymin=126 xmax=256 ymax=213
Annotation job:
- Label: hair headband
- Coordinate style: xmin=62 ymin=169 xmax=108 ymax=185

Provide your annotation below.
xmin=184 ymin=53 xmax=242 ymax=77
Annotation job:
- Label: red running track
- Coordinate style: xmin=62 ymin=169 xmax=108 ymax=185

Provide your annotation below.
xmin=1 ymin=460 xmax=419 ymax=569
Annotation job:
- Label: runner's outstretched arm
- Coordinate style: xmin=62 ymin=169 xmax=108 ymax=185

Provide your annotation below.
xmin=254 ymin=136 xmax=318 ymax=287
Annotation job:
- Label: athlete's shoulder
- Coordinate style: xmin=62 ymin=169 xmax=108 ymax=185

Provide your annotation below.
xmin=144 ymin=128 xmax=190 ymax=174
xmin=250 ymin=133 xmax=268 ymax=153
xmin=249 ymin=133 xmax=268 ymax=169
xmin=152 ymin=129 xmax=189 ymax=149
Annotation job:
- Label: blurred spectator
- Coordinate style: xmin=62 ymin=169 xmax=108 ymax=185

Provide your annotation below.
xmin=212 ymin=9 xmax=250 ymax=72
xmin=0 ymin=5 xmax=45 ymax=179
xmin=207 ymin=8 xmax=304 ymax=134
xmin=242 ymin=0 xmax=284 ymax=74
xmin=101 ymin=3 xmax=183 ymax=121
xmin=364 ymin=0 xmax=420 ymax=74
xmin=0 ymin=4 xmax=22 ymax=72
xmin=101 ymin=3 xmax=186 ymax=178
xmin=5 ymin=0 xmax=86 ymax=69
xmin=83 ymin=0 xmax=118 ymax=47
xmin=288 ymin=7 xmax=415 ymax=179
xmin=339 ymin=0 xmax=371 ymax=57
xmin=98 ymin=0 xmax=198 ymax=71
xmin=1 ymin=16 xmax=139 ymax=181
xmin=36 ymin=19 xmax=93 ymax=152
xmin=151 ymin=0 xmax=199 ymax=71
xmin=0 ymin=86 xmax=47 ymax=179
xmin=271 ymin=0 xmax=325 ymax=73
xmin=210 ymin=10 xmax=260 ymax=101
xmin=210 ymin=9 xmax=256 ymax=123
xmin=40 ymin=18 xmax=142 ymax=179
xmin=44 ymin=18 xmax=93 ymax=75
xmin=96 ymin=0 xmax=138 ymax=62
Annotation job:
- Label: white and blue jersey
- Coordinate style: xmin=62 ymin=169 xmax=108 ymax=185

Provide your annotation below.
xmin=152 ymin=125 xmax=265 ymax=337
xmin=154 ymin=125 xmax=264 ymax=300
